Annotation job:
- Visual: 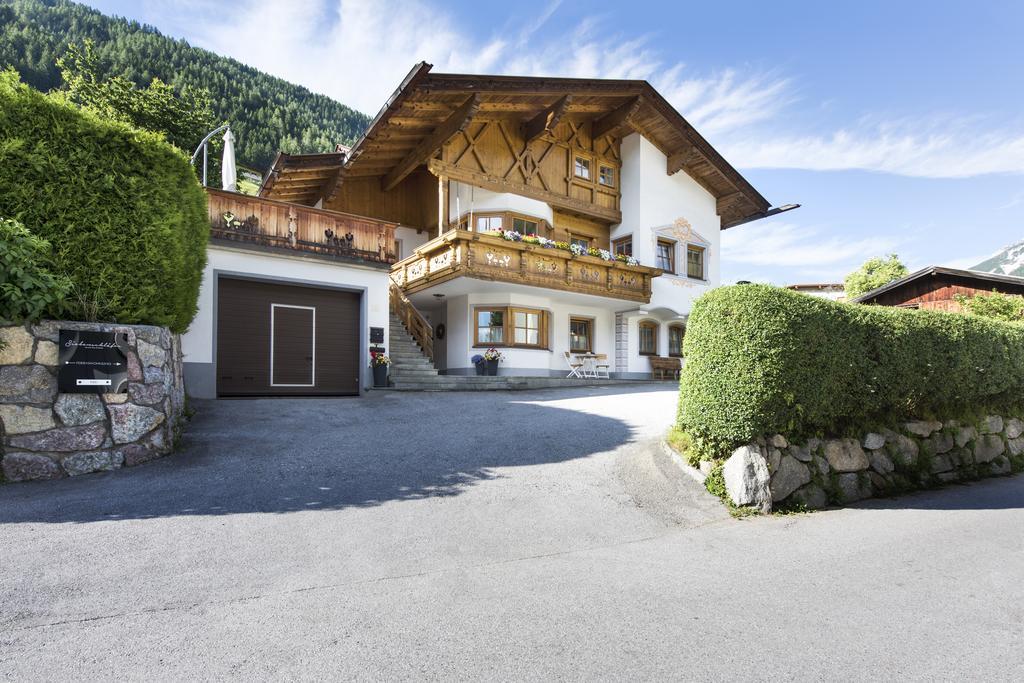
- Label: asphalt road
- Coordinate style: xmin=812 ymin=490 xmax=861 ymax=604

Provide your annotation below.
xmin=1 ymin=386 xmax=1022 ymax=681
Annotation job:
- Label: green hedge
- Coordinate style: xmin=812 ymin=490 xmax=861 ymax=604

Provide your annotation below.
xmin=678 ymin=284 xmax=1024 ymax=459
xmin=0 ymin=70 xmax=207 ymax=332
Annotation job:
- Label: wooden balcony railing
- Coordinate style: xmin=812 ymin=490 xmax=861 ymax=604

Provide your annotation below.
xmin=390 ymin=230 xmax=661 ymax=303
xmin=206 ymin=188 xmax=398 ymax=265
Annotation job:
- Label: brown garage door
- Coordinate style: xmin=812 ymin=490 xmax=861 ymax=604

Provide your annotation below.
xmin=216 ymin=277 xmax=361 ymax=396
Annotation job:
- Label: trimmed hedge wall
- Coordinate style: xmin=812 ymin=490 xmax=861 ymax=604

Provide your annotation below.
xmin=0 ymin=70 xmax=207 ymax=332
xmin=678 ymin=285 xmax=1024 ymax=459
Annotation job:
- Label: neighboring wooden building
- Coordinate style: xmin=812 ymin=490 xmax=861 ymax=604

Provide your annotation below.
xmin=851 ymin=266 xmax=1024 ymax=311
xmin=181 ymin=63 xmax=795 ymax=395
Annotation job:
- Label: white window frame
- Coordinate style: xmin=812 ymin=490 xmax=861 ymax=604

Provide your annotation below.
xmin=269 ymin=303 xmax=316 ymax=387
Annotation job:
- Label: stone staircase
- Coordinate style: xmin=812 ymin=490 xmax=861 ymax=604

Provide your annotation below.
xmin=387 ymin=313 xmax=453 ymax=390
xmin=386 ymin=313 xmax=647 ymax=392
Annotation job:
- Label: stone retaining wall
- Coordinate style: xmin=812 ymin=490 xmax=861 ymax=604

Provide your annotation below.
xmin=722 ymin=414 xmax=1024 ymax=513
xmin=0 ymin=320 xmax=185 ymax=482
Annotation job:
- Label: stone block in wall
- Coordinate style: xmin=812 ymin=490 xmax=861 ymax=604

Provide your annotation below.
xmin=1 ymin=452 xmax=63 ymax=481
xmin=823 ymin=438 xmax=869 ymax=472
xmin=788 ymin=483 xmax=827 ymax=510
xmin=954 ymin=425 xmax=977 ymax=448
xmin=980 ymin=415 xmax=1004 ymax=434
xmin=868 ymin=449 xmax=895 ymax=474
xmin=34 ymin=340 xmax=58 ymax=366
xmin=0 ymin=365 xmax=57 ymax=404
xmin=974 ymin=434 xmax=1006 ymax=463
xmin=1005 ymin=419 xmax=1023 ymax=440
xmin=904 ymin=420 xmax=942 ymax=437
xmin=927 ymin=431 xmax=954 ymax=455
xmin=61 ymin=450 xmax=124 ymax=476
xmin=769 ymin=454 xmax=810 ymax=502
xmin=990 ymin=457 xmax=1012 ymax=475
xmin=0 ymin=325 xmax=34 ymax=365
xmin=836 ymin=472 xmax=871 ymax=503
xmin=107 ymin=404 xmax=165 ymax=444
xmin=0 ymin=405 xmax=56 ymax=434
xmin=1008 ymin=437 xmax=1024 ymax=457
xmin=54 ymin=394 xmax=106 ymax=426
xmin=136 ymin=339 xmax=165 ymax=368
xmin=7 ymin=423 xmax=107 ymax=452
xmin=862 ymin=432 xmax=886 ymax=450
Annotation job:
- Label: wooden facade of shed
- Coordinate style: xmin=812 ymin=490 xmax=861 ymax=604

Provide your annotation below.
xmin=854 ymin=267 xmax=1024 ymax=312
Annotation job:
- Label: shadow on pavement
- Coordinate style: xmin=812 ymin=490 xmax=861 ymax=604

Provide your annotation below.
xmin=0 ymin=385 xmax=660 ymax=524
xmin=848 ymin=473 xmax=1024 ymax=511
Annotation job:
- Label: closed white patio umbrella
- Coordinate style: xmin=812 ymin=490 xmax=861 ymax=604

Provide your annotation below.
xmin=221 ymin=127 xmax=237 ymax=192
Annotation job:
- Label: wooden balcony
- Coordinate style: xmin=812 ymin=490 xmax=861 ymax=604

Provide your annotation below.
xmin=390 ymin=230 xmax=661 ymax=303
xmin=206 ymin=188 xmax=398 ymax=265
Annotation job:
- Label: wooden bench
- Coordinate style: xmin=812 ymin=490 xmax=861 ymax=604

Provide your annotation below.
xmin=648 ymin=356 xmax=681 ymax=380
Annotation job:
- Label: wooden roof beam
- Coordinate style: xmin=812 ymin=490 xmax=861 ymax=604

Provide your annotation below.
xmin=381 ymin=94 xmax=480 ymax=192
xmin=523 ymin=95 xmax=572 ymax=143
xmin=591 ymin=96 xmax=641 ymax=140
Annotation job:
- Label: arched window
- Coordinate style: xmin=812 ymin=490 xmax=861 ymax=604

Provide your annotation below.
xmin=668 ymin=324 xmax=685 ymax=357
xmin=638 ymin=320 xmax=658 ymax=356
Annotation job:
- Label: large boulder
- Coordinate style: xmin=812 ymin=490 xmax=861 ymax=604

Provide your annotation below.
xmin=723 ymin=444 xmax=771 ymax=513
xmin=823 ymin=438 xmax=869 ymax=472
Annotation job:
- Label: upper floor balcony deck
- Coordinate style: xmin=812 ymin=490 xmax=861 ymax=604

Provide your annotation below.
xmin=206 ymin=189 xmax=399 ymax=266
xmin=390 ymin=229 xmax=662 ymax=304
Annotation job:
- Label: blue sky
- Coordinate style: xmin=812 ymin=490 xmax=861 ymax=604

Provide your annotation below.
xmin=87 ymin=0 xmax=1024 ymax=284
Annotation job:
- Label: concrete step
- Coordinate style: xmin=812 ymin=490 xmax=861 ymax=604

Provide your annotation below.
xmin=390 ymin=369 xmax=440 ymax=378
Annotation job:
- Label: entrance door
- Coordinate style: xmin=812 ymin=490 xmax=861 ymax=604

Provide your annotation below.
xmin=217 ymin=277 xmax=360 ymax=396
xmin=270 ymin=304 xmax=315 ymax=387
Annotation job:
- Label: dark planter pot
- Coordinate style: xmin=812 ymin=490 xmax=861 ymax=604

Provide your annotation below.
xmin=485 ymin=359 xmax=499 ymax=376
xmin=372 ymin=364 xmax=389 ymax=387
xmin=474 ymin=362 xmax=486 ymax=376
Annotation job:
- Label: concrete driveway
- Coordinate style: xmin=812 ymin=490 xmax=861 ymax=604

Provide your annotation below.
xmin=1 ymin=386 xmax=1022 ymax=680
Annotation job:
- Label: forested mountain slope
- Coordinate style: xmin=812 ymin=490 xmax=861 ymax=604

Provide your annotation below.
xmin=0 ymin=0 xmax=370 ymax=171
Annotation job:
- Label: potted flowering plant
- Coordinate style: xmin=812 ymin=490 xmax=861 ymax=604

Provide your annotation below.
xmin=370 ymin=351 xmax=391 ymax=387
xmin=482 ymin=347 xmax=503 ymax=376
xmin=471 ymin=354 xmax=486 ymax=375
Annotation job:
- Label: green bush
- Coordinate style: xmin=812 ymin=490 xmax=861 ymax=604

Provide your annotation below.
xmin=0 ymin=217 xmax=71 ymax=322
xmin=678 ymin=284 xmax=1024 ymax=459
xmin=0 ymin=69 xmax=207 ymax=332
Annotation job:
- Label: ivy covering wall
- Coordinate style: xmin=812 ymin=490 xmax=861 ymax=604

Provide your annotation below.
xmin=678 ymin=284 xmax=1024 ymax=460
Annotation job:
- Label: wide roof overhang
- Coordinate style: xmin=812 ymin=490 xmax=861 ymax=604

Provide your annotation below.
xmin=262 ymin=62 xmax=777 ymax=228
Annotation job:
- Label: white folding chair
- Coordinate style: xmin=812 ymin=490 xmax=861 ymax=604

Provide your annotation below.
xmin=563 ymin=351 xmax=584 ymax=378
xmin=593 ymin=353 xmax=611 ymax=378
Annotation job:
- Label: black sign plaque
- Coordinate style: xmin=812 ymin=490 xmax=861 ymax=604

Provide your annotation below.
xmin=369 ymin=326 xmax=385 ymax=344
xmin=57 ymin=329 xmax=130 ymax=394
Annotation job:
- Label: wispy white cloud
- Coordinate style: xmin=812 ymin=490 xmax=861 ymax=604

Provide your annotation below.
xmin=162 ymin=0 xmax=789 ymax=136
xmin=721 ymin=221 xmax=906 ymax=284
xmin=723 ymin=119 xmax=1024 ymax=177
xmin=130 ymin=0 xmax=1024 ymax=179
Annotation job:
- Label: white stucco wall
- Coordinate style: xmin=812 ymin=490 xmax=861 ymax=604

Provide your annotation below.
xmin=615 ymin=133 xmax=722 ymax=374
xmin=448 ymin=181 xmax=553 ymax=227
xmin=440 ymin=292 xmax=615 ymax=375
xmin=394 ymin=225 xmax=430 ymax=260
xmin=181 ymin=245 xmax=391 ymax=393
